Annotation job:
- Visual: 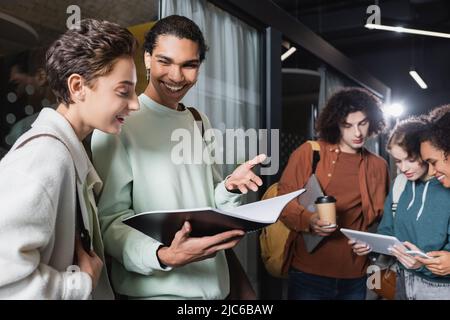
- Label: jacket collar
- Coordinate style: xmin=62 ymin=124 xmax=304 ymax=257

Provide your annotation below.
xmin=326 ymin=143 xmax=340 ymax=153
xmin=31 ymin=108 xmax=91 ymax=184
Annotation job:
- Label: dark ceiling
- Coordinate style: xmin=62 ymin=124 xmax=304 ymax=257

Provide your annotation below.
xmin=272 ymin=0 xmax=450 ymax=117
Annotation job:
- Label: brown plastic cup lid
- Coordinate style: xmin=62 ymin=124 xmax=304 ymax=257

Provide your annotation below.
xmin=315 ymin=195 xmax=336 ymax=204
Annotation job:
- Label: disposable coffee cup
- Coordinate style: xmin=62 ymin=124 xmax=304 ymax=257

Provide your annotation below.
xmin=315 ymin=195 xmax=337 ymax=227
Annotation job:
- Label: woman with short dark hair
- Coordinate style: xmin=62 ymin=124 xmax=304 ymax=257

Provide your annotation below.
xmin=0 ymin=19 xmax=139 ymax=299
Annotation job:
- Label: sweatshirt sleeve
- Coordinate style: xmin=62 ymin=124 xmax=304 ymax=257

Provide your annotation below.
xmin=278 ymin=143 xmax=316 ymax=232
xmin=377 ymin=189 xmax=395 ymax=237
xmin=0 ymin=169 xmax=92 ymax=300
xmin=214 ymin=179 xmax=243 ymax=210
xmin=91 ymin=130 xmax=171 ymax=276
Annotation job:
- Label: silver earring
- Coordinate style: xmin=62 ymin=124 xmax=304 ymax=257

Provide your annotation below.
xmin=146 ymin=69 xmax=150 ymax=82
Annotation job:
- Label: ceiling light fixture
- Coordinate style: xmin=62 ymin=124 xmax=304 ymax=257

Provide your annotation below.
xmin=281 ymin=47 xmax=297 ymax=61
xmin=409 ymin=70 xmax=428 ymax=89
xmin=383 ymin=103 xmax=404 ymax=118
xmin=365 ymin=23 xmax=450 ymax=39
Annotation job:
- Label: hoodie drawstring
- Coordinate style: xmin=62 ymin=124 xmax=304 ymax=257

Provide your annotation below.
xmin=406 ymin=180 xmax=430 ymax=220
xmin=416 ymin=181 xmax=430 ymax=221
xmin=407 ymin=181 xmax=416 ymax=210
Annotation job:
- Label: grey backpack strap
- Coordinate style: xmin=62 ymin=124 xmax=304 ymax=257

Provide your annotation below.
xmin=391 ymin=173 xmax=407 ymax=218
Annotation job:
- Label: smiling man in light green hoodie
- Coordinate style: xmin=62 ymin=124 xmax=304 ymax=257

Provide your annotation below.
xmin=91 ymin=15 xmax=264 ymax=300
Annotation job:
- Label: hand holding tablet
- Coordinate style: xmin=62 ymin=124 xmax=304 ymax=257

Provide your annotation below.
xmin=341 ymin=228 xmax=405 ymax=256
xmin=342 ymin=228 xmax=432 ymax=261
xmin=404 ymin=250 xmax=432 ymax=259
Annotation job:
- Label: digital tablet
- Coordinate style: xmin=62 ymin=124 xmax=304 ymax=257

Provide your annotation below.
xmin=340 ymin=228 xmax=404 ymax=256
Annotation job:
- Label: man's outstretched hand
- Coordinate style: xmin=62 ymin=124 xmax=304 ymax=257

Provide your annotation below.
xmin=225 ymin=154 xmax=267 ymax=194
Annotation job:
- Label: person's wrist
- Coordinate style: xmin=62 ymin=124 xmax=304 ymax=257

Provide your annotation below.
xmin=156 ymin=245 xmax=170 ymax=268
xmin=82 ymin=269 xmax=99 ymax=290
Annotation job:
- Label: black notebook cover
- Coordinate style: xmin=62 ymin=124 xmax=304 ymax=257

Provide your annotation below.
xmin=123 ymin=208 xmax=269 ymax=246
xmin=122 ymin=189 xmax=305 ymax=246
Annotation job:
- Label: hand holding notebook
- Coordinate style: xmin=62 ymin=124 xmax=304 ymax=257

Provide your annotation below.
xmin=123 ymin=189 xmax=305 ymax=246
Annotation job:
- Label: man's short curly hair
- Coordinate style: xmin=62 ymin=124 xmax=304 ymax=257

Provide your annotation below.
xmin=144 ymin=15 xmax=208 ymax=62
xmin=421 ymin=104 xmax=450 ymax=158
xmin=46 ymin=19 xmax=138 ymax=106
xmin=387 ymin=116 xmax=429 ymax=161
xmin=316 ymin=87 xmax=385 ymax=144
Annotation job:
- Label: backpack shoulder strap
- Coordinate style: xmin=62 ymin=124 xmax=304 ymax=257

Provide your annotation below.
xmin=306 ymin=140 xmax=321 ymax=174
xmin=262 ymin=182 xmax=279 ymax=200
xmin=185 ymin=105 xmax=205 ymax=137
xmin=391 ymin=173 xmax=408 ymax=217
xmin=307 ymin=140 xmax=320 ymax=151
